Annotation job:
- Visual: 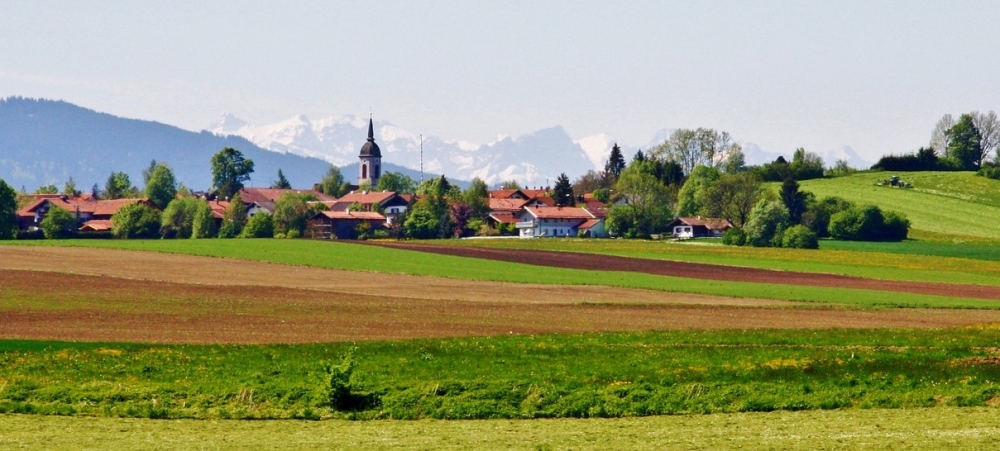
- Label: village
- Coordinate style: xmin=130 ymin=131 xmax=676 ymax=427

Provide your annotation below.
xmin=13 ymin=118 xmax=736 ymax=242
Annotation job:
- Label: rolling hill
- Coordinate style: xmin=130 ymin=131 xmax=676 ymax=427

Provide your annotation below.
xmin=797 ymin=171 xmax=1000 ymax=240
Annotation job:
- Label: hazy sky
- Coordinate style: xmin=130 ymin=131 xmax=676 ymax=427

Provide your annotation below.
xmin=3 ymin=1 xmax=999 ymax=160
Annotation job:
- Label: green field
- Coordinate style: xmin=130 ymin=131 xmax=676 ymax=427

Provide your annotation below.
xmin=7 ymin=239 xmax=1000 ymax=309
xmin=4 ymin=328 xmax=1000 ymax=420
xmin=4 ymin=407 xmax=1000 ymax=450
xmin=796 ymin=171 xmax=1000 ymax=239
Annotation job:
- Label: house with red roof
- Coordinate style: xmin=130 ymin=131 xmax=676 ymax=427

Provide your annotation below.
xmin=16 ymin=195 xmax=156 ymax=232
xmin=237 ymin=187 xmax=337 ymax=217
xmin=515 ymin=206 xmax=606 ymax=238
xmin=307 ymin=210 xmax=387 ymax=239
xmin=666 ymin=217 xmax=734 ymax=239
xmin=323 ymin=190 xmax=411 ymax=224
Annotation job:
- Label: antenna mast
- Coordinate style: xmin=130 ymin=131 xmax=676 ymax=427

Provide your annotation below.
xmin=420 ymin=134 xmax=424 ymax=184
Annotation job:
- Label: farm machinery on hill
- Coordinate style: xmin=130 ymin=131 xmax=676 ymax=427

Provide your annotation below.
xmin=876 ymin=175 xmax=912 ymax=189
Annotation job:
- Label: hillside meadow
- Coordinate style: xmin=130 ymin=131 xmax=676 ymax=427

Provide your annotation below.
xmin=5 ymin=240 xmax=1000 ymax=309
xmin=796 ymin=171 xmax=1000 ymax=239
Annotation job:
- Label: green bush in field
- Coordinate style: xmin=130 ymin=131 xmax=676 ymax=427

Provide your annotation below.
xmin=721 ymin=227 xmax=746 ymax=246
xmin=743 ymin=199 xmax=789 ymax=247
xmin=242 ymin=212 xmax=274 ymax=238
xmin=781 ymin=225 xmax=819 ymax=249
xmin=829 ymin=205 xmax=909 ymax=242
xmin=111 ymin=203 xmax=161 ymax=239
xmin=41 ymin=207 xmax=77 ymax=239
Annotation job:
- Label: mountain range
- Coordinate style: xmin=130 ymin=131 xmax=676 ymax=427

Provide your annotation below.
xmin=0 ymin=97 xmax=872 ymax=192
xmin=0 ymin=98 xmax=427 ymax=191
xmin=208 ymin=114 xmax=872 ymax=186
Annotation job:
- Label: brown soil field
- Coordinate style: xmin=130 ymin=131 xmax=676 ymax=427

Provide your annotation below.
xmin=0 ymin=246 xmax=781 ymax=307
xmin=5 ymin=269 xmax=1000 ymax=344
xmin=373 ymin=242 xmax=1000 ymax=300
xmin=2 ymin=245 xmax=1000 ymax=343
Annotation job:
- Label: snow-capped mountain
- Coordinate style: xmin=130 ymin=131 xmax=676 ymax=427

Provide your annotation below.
xmin=207 ymin=114 xmax=601 ymax=186
xmin=207 ymin=114 xmax=873 ymax=185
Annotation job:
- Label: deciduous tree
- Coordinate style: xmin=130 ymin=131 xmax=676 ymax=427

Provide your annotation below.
xmin=104 ymin=172 xmax=135 ymax=199
xmin=375 ymin=172 xmax=416 ymax=193
xmin=144 ymin=163 xmax=177 ymax=209
xmin=0 ymin=179 xmax=17 ymax=239
xmin=211 ymin=148 xmax=255 ymax=199
xmin=41 ymin=207 xmax=77 ymax=239
xmin=318 ymin=165 xmax=350 ymax=198
xmin=111 ymin=203 xmax=161 ymax=239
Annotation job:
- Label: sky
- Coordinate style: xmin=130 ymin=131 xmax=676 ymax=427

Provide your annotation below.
xmin=2 ymin=0 xmax=999 ymax=161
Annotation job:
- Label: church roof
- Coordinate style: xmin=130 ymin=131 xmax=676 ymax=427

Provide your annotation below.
xmin=359 ymin=117 xmax=382 ymax=158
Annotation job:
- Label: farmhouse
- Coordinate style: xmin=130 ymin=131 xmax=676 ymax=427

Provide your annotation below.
xmin=666 ymin=217 xmax=734 ymax=239
xmin=16 ymin=195 xmax=156 ymax=231
xmin=515 ymin=206 xmax=606 ymax=238
xmin=327 ymin=190 xmax=411 ymax=224
xmin=307 ymin=210 xmax=387 ymax=239
xmin=236 ymin=187 xmax=336 ymax=217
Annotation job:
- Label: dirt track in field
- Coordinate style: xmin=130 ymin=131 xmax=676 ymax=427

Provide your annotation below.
xmin=5 ymin=269 xmax=1000 ymax=344
xmin=371 ymin=242 xmax=1000 ymax=301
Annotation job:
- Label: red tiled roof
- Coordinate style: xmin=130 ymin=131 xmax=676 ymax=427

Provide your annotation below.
xmin=672 ymin=217 xmax=734 ymax=230
xmin=208 ymin=200 xmax=230 ymax=219
xmin=335 ymin=191 xmax=398 ymax=206
xmin=578 ymin=218 xmax=603 ymax=230
xmin=521 ymin=189 xmax=550 ymax=199
xmin=238 ymin=188 xmax=337 ymax=204
xmin=487 ymin=189 xmax=526 ymax=199
xmin=489 ymin=198 xmax=528 ymax=212
xmin=79 ymin=220 xmax=113 ymax=232
xmin=524 ymin=206 xmax=596 ymax=220
xmin=317 ymin=210 xmax=386 ymax=221
xmin=17 ymin=197 xmax=153 ymax=218
xmin=528 ymin=196 xmax=556 ymax=207
xmin=488 ymin=213 xmax=520 ymax=224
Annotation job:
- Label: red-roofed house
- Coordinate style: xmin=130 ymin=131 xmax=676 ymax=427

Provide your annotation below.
xmin=331 ymin=191 xmax=411 ymax=223
xmin=237 ymin=187 xmax=337 ymax=217
xmin=666 ymin=217 xmax=734 ymax=238
xmin=16 ymin=196 xmax=156 ymax=231
xmin=515 ymin=206 xmax=606 ymax=238
xmin=307 ymin=210 xmax=387 ymax=239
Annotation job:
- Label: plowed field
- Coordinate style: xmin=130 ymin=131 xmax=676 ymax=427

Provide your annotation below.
xmin=373 ymin=242 xmax=1000 ymax=300
xmin=3 ymin=247 xmax=1000 ymax=343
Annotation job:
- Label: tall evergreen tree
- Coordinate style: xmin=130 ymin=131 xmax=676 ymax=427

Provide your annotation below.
xmin=605 ymin=143 xmax=626 ymax=177
xmin=553 ymin=173 xmax=574 ymax=206
xmin=272 ymin=169 xmax=292 ymax=189
xmin=780 ymin=177 xmax=808 ymax=225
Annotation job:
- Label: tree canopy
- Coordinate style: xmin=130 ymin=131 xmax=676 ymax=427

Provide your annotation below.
xmin=211 ymin=148 xmax=255 ymax=199
xmin=0 ymin=179 xmax=17 ymax=239
xmin=144 ymin=162 xmax=178 ymax=209
xmin=318 ymin=165 xmax=349 ymax=198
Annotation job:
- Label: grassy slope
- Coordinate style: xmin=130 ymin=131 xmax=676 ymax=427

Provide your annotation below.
xmin=6 ymin=239 xmax=999 ymax=309
xmin=447 ymin=238 xmax=1000 ymax=287
xmin=797 ymin=171 xmax=1000 ymax=239
xmin=3 ymin=408 xmax=1000 ymax=450
xmin=4 ymin=328 xmax=1000 ymax=420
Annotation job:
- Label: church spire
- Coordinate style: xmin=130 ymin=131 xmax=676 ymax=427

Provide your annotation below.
xmin=367 ymin=116 xmax=375 ymax=142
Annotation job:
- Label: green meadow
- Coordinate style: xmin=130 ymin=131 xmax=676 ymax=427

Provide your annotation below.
xmin=6 ymin=239 xmax=999 ymax=309
xmin=796 ymin=171 xmax=1000 ymax=239
xmin=4 ymin=328 xmax=1000 ymax=420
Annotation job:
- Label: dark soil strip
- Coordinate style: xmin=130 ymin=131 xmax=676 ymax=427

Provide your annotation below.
xmin=367 ymin=242 xmax=1000 ymax=301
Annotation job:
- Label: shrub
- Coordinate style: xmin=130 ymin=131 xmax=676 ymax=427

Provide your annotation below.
xmin=781 ymin=225 xmax=819 ymax=249
xmin=978 ymin=162 xmax=1000 ymax=180
xmin=880 ymin=210 xmax=910 ymax=242
xmin=743 ymin=199 xmax=790 ymax=247
xmin=286 ymin=229 xmax=301 ymax=239
xmin=41 ymin=208 xmax=78 ymax=239
xmin=721 ymin=227 xmax=746 ymax=246
xmin=111 ymin=203 xmax=161 ymax=239
xmin=241 ymin=212 xmax=274 ymax=238
xmin=828 ymin=205 xmax=908 ymax=242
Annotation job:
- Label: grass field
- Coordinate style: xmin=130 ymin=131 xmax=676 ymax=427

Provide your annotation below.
xmin=6 ymin=239 xmax=1000 ymax=309
xmin=3 ymin=407 xmax=1000 ymax=449
xmin=796 ymin=171 xmax=1000 ymax=239
xmin=4 ymin=328 xmax=1000 ymax=420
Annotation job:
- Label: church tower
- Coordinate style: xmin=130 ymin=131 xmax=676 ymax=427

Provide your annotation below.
xmin=358 ymin=116 xmax=381 ymax=188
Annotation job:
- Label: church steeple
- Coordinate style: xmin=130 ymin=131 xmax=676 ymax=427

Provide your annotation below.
xmin=358 ymin=114 xmax=382 ymax=188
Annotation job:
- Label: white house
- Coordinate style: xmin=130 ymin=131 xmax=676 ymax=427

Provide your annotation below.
xmin=515 ymin=206 xmax=606 ymax=238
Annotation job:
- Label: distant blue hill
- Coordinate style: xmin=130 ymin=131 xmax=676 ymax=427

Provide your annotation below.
xmin=0 ymin=97 xmax=445 ymax=192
